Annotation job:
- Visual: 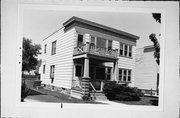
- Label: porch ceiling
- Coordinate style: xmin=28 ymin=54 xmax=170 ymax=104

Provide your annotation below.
xmin=73 ymin=53 xmax=118 ymax=62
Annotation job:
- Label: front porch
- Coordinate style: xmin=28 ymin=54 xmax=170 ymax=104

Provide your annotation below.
xmin=71 ymin=52 xmax=119 ymax=99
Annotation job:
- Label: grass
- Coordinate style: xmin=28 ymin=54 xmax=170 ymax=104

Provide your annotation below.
xmin=22 ymin=75 xmax=158 ymax=105
xmin=112 ymin=96 xmax=158 ymax=106
xmin=22 ymin=75 xmax=103 ymax=104
xmin=36 ymin=88 xmax=103 ymax=104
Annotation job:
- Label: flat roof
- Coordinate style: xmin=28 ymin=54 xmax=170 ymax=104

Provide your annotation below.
xmin=63 ymin=16 xmax=139 ymax=40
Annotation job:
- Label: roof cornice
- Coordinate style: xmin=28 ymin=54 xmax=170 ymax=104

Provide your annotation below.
xmin=63 ymin=16 xmax=139 ymax=40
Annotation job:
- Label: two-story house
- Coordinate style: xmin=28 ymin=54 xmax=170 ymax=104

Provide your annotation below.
xmin=39 ymin=16 xmax=139 ymax=99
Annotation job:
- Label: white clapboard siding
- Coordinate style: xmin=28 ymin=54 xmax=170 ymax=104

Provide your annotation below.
xmin=104 ymin=41 xmax=136 ymax=87
xmin=135 ymin=48 xmax=159 ymax=90
xmin=40 ymin=28 xmax=76 ymax=89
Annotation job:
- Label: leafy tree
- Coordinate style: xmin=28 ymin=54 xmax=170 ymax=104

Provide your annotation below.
xmin=149 ymin=13 xmax=161 ymax=95
xmin=149 ymin=13 xmax=161 ymax=65
xmin=152 ymin=13 xmax=161 ymax=23
xmin=22 ymin=37 xmax=41 ymax=73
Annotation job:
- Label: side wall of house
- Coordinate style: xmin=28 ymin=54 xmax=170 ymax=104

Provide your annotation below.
xmin=39 ymin=28 xmax=76 ymax=89
xmin=104 ymin=41 xmax=136 ymax=87
xmin=135 ymin=48 xmax=159 ymax=90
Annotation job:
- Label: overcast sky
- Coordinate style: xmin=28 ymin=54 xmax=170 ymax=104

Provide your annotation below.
xmin=23 ymin=10 xmax=161 ymax=48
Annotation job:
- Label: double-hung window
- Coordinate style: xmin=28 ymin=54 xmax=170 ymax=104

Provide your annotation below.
xmin=77 ymin=34 xmax=83 ymax=47
xmin=44 ymin=44 xmax=47 ymax=54
xmin=50 ymin=65 xmax=55 ymax=83
xmin=43 ymin=65 xmax=46 ymax=74
xmin=106 ymin=67 xmax=111 ymax=80
xmin=51 ymin=41 xmax=56 ymax=55
xmin=119 ymin=68 xmax=132 ymax=82
xmin=119 ymin=43 xmax=132 ymax=58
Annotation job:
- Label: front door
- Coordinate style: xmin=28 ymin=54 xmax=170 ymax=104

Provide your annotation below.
xmin=90 ymin=66 xmax=106 ymax=91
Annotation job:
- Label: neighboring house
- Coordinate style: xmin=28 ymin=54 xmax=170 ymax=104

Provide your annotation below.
xmin=39 ymin=16 xmax=139 ymax=99
xmin=135 ymin=45 xmax=159 ymax=96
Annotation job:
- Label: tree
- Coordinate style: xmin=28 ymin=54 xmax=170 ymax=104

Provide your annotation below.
xmin=152 ymin=13 xmax=161 ymax=24
xmin=149 ymin=13 xmax=161 ymax=95
xmin=22 ymin=37 xmax=41 ymax=73
xmin=149 ymin=13 xmax=161 ymax=65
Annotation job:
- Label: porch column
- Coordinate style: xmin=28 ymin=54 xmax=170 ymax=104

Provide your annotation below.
xmin=113 ymin=61 xmax=118 ymax=81
xmin=81 ymin=56 xmax=90 ymax=96
xmin=83 ymin=57 xmax=89 ymax=78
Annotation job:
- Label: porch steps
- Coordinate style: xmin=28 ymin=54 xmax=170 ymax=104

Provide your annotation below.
xmin=90 ymin=92 xmax=108 ymax=101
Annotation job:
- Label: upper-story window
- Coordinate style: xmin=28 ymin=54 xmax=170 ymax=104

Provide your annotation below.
xmin=51 ymin=41 xmax=56 ymax=55
xmin=77 ymin=34 xmax=83 ymax=47
xmin=108 ymin=40 xmax=112 ymax=51
xmin=43 ymin=65 xmax=46 ymax=74
xmin=90 ymin=35 xmax=112 ymax=52
xmin=119 ymin=43 xmax=132 ymax=58
xmin=119 ymin=68 xmax=131 ymax=82
xmin=44 ymin=44 xmax=47 ymax=54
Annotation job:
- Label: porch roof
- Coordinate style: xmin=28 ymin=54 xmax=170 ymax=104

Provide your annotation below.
xmin=63 ymin=16 xmax=139 ymax=41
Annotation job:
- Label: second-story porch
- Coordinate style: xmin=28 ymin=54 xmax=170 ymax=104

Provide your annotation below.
xmin=73 ymin=42 xmax=118 ymax=61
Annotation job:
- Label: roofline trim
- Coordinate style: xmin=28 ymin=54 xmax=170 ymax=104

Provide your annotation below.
xmin=63 ymin=16 xmax=139 ymax=40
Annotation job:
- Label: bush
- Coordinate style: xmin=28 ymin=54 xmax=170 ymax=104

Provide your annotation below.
xmin=21 ymin=79 xmax=31 ymax=102
xmin=103 ymin=81 xmax=144 ymax=101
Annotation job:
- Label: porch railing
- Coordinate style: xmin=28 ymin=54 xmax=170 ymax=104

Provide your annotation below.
xmin=73 ymin=42 xmax=118 ymax=59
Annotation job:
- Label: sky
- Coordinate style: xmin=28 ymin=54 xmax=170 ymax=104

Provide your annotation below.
xmin=23 ymin=10 xmax=161 ymax=49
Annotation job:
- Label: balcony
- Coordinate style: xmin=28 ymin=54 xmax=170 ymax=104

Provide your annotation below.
xmin=73 ymin=42 xmax=118 ymax=59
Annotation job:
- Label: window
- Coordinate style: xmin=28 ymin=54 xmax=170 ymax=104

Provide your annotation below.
xmin=97 ymin=37 xmax=106 ymax=49
xmin=119 ymin=68 xmax=131 ymax=82
xmin=77 ymin=34 xmax=83 ymax=47
xmin=108 ymin=40 xmax=112 ymax=51
xmin=106 ymin=67 xmax=111 ymax=80
xmin=44 ymin=44 xmax=47 ymax=54
xmin=50 ymin=65 xmax=55 ymax=83
xmin=128 ymin=70 xmax=131 ymax=81
xmin=43 ymin=65 xmax=46 ymax=74
xmin=51 ymin=41 xmax=56 ymax=55
xmin=119 ymin=69 xmax=122 ymax=80
xmin=123 ymin=70 xmax=127 ymax=81
xmin=119 ymin=43 xmax=132 ymax=58
xmin=120 ymin=43 xmax=123 ymax=55
xmin=90 ymin=36 xmax=95 ymax=44
xmin=129 ymin=46 xmax=132 ymax=57
xmin=75 ymin=65 xmax=82 ymax=77
xmin=124 ymin=45 xmax=128 ymax=56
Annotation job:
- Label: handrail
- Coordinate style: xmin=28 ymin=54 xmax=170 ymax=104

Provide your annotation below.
xmin=89 ymin=82 xmax=97 ymax=92
xmin=73 ymin=42 xmax=118 ymax=58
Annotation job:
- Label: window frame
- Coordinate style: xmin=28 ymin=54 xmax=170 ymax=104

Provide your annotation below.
xmin=44 ymin=44 xmax=47 ymax=54
xmin=119 ymin=68 xmax=132 ymax=82
xmin=77 ymin=34 xmax=84 ymax=47
xmin=50 ymin=65 xmax=55 ymax=83
xmin=43 ymin=64 xmax=46 ymax=74
xmin=106 ymin=67 xmax=112 ymax=80
xmin=51 ymin=41 xmax=56 ymax=55
xmin=119 ymin=43 xmax=132 ymax=58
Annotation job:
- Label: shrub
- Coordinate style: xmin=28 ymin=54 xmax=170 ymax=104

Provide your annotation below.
xmin=103 ymin=81 xmax=144 ymax=101
xmin=21 ymin=79 xmax=31 ymax=102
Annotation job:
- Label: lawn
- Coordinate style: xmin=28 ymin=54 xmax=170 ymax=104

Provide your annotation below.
xmin=112 ymin=96 xmax=158 ymax=106
xmin=22 ymin=75 xmax=103 ymax=104
xmin=22 ymin=75 xmax=158 ymax=105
